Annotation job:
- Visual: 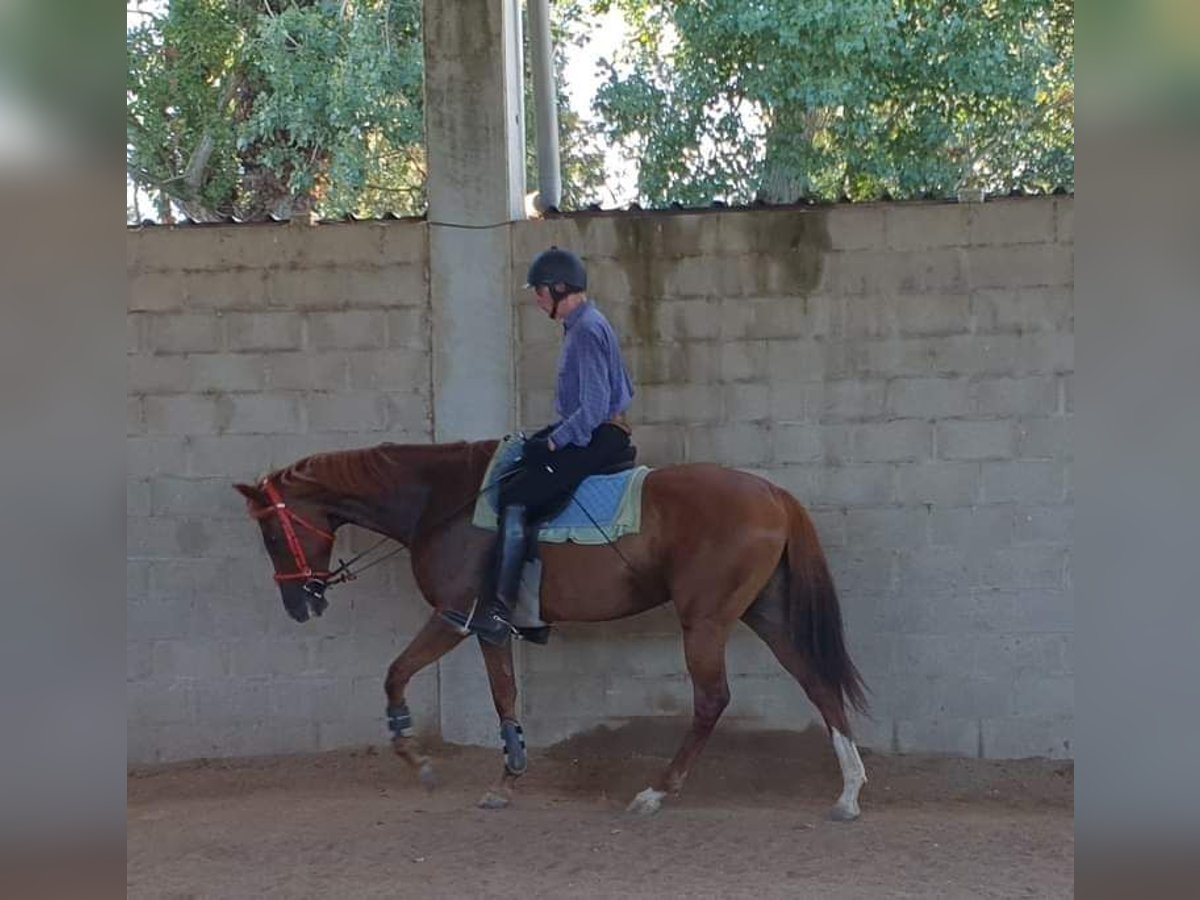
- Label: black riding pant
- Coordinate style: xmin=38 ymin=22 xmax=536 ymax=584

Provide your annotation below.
xmin=498 ymin=423 xmax=631 ymax=523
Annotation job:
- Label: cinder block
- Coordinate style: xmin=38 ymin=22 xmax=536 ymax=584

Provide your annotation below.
xmin=969 ymin=198 xmax=1056 ymax=246
xmin=853 ymin=420 xmax=931 ymax=462
xmin=1055 ymin=198 xmax=1074 ymax=244
xmin=658 ymin=211 xmax=724 ymax=257
xmin=147 ymin=313 xmax=222 ymax=354
xmin=719 ymin=340 xmax=768 ymax=382
xmin=305 ymin=392 xmax=387 ymax=432
xmin=964 ymin=244 xmax=1073 ymax=289
xmin=265 ymin=267 xmax=347 ymax=310
xmin=930 ymin=675 xmax=1015 ymax=719
xmin=1017 ymin=416 xmax=1072 ymax=460
xmin=189 ymin=353 xmax=267 ymax=393
xmin=224 ymin=312 xmax=303 ymax=351
xmin=127 ymin=436 xmax=188 ymax=476
xmin=981 ymin=714 xmax=1071 ymax=759
xmin=929 ymin=506 xmax=1014 ymax=549
xmin=345 ymin=350 xmax=429 ymax=391
xmin=974 ymin=633 xmax=1071 ymax=679
xmin=193 ymin=679 xmax=271 ymax=724
xmin=628 ymin=424 xmax=684 ymax=465
xmin=144 ymin=395 xmax=221 ymax=435
xmin=930 ymin=334 xmax=1024 ymax=375
xmin=766 ymin=338 xmax=838 ymax=381
xmin=825 ymin=548 xmax=895 ymax=595
xmin=183 ymin=269 xmax=270 ymax=310
xmin=637 ymin=383 xmax=720 ymax=424
xmin=896 ymin=293 xmax=971 ymax=337
xmin=663 ymin=256 xmax=720 ymax=299
xmin=895 ymin=461 xmax=980 ymax=507
xmin=151 ymin=640 xmax=229 ymax=679
xmin=127 ymin=478 xmax=151 ymax=517
xmin=223 ymin=394 xmax=302 ymax=434
xmin=845 ymin=337 xmax=936 ymax=378
xmin=128 ymin=354 xmax=190 ymax=394
xmin=130 ymin=272 xmax=187 ymax=312
xmin=656 ymin=299 xmax=720 ymax=341
xmin=811 ymin=463 xmax=895 ymax=507
xmin=893 ymin=548 xmax=974 ymax=595
xmin=127 ymin=596 xmax=194 ymax=642
xmin=896 ymin=718 xmax=980 ymax=756
xmin=128 ymin=680 xmax=194 ymax=725
xmin=685 ymin=423 xmax=769 ymax=466
xmin=886 ymin=377 xmax=972 ymax=418
xmin=973 ymin=376 xmax=1059 ymax=416
xmin=386 ymin=307 xmax=431 ymax=350
xmin=973 ymin=286 xmax=1073 ymax=333
xmin=1013 ymin=505 xmax=1073 ymax=545
xmin=307 ymin=311 xmax=389 ymax=350
xmin=772 ymin=424 xmax=822 ymax=464
xmin=379 ymin=221 xmax=429 ymax=265
xmin=269 ymin=677 xmax=352 ymax=723
xmin=843 ymin=507 xmax=929 ymax=550
xmin=187 ymin=434 xmax=270 ymax=480
xmin=768 ymin=381 xmax=808 ymax=422
xmin=747 ymin=295 xmax=837 ymax=340
xmin=150 ymin=476 xmax=246 ymax=519
xmin=808 ymin=379 xmax=887 ymax=422
xmin=885 ymin=202 xmax=971 ymax=250
xmin=825 ymin=205 xmax=886 ymax=251
xmin=1009 ymin=673 xmax=1073 ymax=718
xmin=383 ymin=392 xmax=432 ymax=433
xmin=979 ymin=546 xmax=1068 ymax=590
xmin=350 ymin=263 xmax=423 ymax=307
xmin=264 ymin=351 xmax=349 ymax=391
xmin=936 ymin=419 xmax=1016 ymax=461
xmin=722 ymin=383 xmax=770 ymax=422
xmin=982 ymin=461 xmax=1065 ymax=504
xmin=973 ymin=588 xmax=1073 ymax=634
xmin=520 ymin=388 xmax=555 ymax=426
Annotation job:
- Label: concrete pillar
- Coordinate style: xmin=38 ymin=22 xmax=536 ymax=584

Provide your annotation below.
xmin=424 ymin=0 xmax=526 ymax=746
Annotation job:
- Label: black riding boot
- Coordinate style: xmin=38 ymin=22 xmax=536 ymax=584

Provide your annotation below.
xmin=441 ymin=504 xmax=528 ymax=646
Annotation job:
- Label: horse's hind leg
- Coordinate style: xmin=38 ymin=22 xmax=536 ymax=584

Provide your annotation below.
xmin=476 ymin=639 xmax=527 ymax=810
xmin=383 ymin=613 xmax=465 ymax=788
xmin=742 ymin=586 xmax=868 ymax=821
xmin=627 ymin=620 xmax=732 ymax=816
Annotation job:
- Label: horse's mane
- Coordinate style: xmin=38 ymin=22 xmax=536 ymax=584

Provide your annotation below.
xmin=265 ymin=440 xmax=492 ymax=499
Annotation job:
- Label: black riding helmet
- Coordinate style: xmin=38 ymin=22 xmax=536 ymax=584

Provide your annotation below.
xmin=525 ymin=246 xmax=587 ymax=293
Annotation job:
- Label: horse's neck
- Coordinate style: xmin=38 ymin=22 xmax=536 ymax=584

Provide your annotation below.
xmin=312 ymin=442 xmax=490 ymax=542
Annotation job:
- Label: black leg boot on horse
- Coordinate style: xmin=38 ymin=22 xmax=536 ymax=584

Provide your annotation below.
xmin=441 ymin=503 xmax=529 ymax=646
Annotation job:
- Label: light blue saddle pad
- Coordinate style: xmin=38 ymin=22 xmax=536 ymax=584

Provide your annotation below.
xmin=472 ymin=435 xmax=651 ymax=544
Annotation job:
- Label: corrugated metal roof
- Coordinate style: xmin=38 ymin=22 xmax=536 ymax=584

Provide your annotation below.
xmin=127 ymin=187 xmax=1071 ymax=228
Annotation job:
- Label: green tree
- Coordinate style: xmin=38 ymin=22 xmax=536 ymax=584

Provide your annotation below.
xmin=127 ymin=1 xmax=425 ymax=222
xmin=592 ymin=0 xmax=1074 ymax=206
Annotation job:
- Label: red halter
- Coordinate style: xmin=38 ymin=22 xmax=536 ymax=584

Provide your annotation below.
xmin=256 ymin=480 xmax=335 ymax=583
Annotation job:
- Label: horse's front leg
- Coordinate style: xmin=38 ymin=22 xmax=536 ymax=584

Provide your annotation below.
xmin=476 ymin=638 xmax=527 ymax=810
xmin=383 ymin=612 xmax=465 ymax=788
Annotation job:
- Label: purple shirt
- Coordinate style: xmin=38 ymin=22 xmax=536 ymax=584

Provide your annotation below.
xmin=548 ymin=301 xmax=635 ymax=449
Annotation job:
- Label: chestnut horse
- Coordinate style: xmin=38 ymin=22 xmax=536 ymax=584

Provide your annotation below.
xmin=234 ymin=439 xmax=869 ymax=819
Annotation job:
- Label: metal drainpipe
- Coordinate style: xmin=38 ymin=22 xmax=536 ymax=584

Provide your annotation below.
xmin=527 ymin=0 xmax=562 ymax=212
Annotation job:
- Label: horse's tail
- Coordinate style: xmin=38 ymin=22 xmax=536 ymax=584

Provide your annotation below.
xmin=778 ymin=489 xmax=868 ymax=727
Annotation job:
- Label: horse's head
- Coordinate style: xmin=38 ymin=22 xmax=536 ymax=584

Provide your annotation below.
xmin=234 ymin=480 xmax=337 ymax=623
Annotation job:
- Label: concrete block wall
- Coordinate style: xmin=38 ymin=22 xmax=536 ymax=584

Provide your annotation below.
xmin=512 ymin=197 xmax=1073 ymax=758
xmin=127 ymin=222 xmax=436 ymax=763
xmin=128 ymin=197 xmax=1072 ymax=765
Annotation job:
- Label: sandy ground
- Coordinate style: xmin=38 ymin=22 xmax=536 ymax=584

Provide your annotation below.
xmin=128 ymin=724 xmax=1074 ymax=899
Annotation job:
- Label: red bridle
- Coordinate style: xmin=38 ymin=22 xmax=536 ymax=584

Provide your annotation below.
xmin=255 ymin=480 xmax=336 ymax=583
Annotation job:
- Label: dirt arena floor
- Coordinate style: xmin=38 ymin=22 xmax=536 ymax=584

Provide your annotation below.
xmin=128 ymin=723 xmax=1074 ymax=899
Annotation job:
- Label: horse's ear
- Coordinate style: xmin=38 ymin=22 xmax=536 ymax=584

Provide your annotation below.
xmin=234 ymin=483 xmax=267 ymax=507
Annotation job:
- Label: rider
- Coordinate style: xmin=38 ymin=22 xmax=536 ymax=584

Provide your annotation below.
xmin=445 ymin=246 xmax=635 ymax=645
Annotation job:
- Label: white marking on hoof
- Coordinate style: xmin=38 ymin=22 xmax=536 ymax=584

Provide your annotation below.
xmin=478 ymin=788 xmax=511 ymax=810
xmin=626 ymin=787 xmax=666 ymax=816
xmin=418 ymin=761 xmax=437 ymax=791
xmin=831 ymin=729 xmax=867 ymax=820
xmin=829 ymin=800 xmax=861 ymax=822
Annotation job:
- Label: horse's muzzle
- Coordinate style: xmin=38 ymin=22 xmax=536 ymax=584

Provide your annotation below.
xmin=281 ymin=580 xmax=328 ymax=623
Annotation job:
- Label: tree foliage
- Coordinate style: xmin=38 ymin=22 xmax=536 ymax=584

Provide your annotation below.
xmin=128 ymin=0 xmax=425 ymax=222
xmin=591 ymin=0 xmax=1074 ymax=206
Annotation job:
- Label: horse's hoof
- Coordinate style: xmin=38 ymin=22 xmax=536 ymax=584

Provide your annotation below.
xmin=478 ymin=789 xmax=511 ymax=810
xmin=626 ymin=787 xmax=665 ymax=816
xmin=418 ymin=762 xmax=437 ymax=792
xmin=829 ymin=802 xmax=860 ymax=822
